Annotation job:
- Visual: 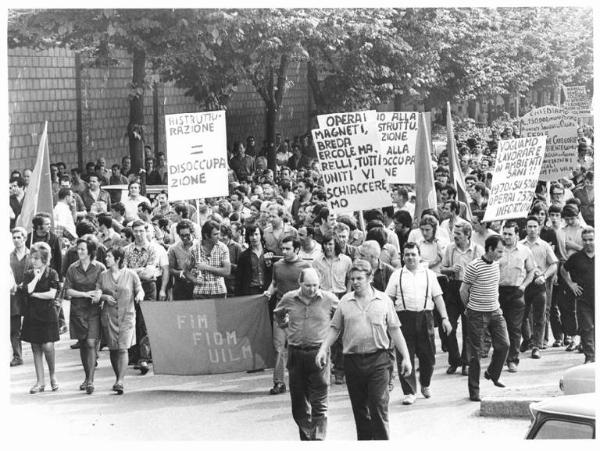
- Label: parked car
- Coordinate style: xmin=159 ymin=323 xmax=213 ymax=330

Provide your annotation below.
xmin=525 ymin=393 xmax=596 ymax=439
xmin=559 ymin=363 xmax=595 ymax=395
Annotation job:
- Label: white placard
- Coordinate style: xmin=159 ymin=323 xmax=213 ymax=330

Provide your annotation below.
xmin=312 ymin=121 xmax=392 ymax=213
xmin=317 ymin=110 xmax=377 ymax=129
xmin=165 ymin=111 xmax=228 ymax=201
xmin=376 ymin=112 xmax=418 ymax=183
xmin=484 ymin=136 xmax=547 ymax=222
xmin=563 ymin=85 xmax=592 ymax=117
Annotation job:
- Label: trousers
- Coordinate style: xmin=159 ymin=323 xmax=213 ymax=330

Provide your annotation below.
xmin=499 ymin=286 xmax=525 ymax=364
xmin=576 ymin=300 xmax=595 ymax=362
xmin=466 ymin=308 xmax=509 ymax=398
xmin=396 ymin=310 xmax=436 ymax=394
xmin=344 ymin=350 xmax=392 ymax=440
xmin=445 ymin=280 xmax=470 ymax=366
xmin=521 ymin=282 xmax=547 ymax=349
xmin=287 ymin=346 xmax=329 ymax=440
xmin=11 ymin=315 xmax=22 ymax=360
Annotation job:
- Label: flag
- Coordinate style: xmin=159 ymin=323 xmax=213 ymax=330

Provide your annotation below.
xmin=446 ymin=102 xmax=473 ymax=221
xmin=15 ymin=121 xmax=54 ymax=233
xmin=414 ymin=113 xmax=437 ymax=221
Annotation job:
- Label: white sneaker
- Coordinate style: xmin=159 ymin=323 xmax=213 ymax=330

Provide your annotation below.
xmin=402 ymin=394 xmax=417 ymax=405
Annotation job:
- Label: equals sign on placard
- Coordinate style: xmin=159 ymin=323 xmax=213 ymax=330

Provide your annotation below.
xmin=190 ymin=145 xmax=203 ymax=155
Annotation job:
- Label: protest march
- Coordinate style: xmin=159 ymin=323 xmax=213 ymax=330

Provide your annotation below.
xmin=7 ymin=7 xmax=595 ymax=442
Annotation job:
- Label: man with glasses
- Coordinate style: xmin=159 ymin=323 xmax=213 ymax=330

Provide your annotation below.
xmin=168 ymin=219 xmax=196 ymax=300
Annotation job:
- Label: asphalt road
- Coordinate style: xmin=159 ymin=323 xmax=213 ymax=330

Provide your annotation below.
xmin=7 ymin=332 xmax=544 ymax=441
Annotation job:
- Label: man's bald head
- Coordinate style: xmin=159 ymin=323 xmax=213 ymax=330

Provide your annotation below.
xmin=299 ymin=268 xmax=320 ymax=298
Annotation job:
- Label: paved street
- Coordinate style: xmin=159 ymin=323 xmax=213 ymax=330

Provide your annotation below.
xmin=8 ymin=316 xmax=585 ymax=441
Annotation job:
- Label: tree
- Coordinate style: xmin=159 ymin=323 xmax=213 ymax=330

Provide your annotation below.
xmin=8 ymin=9 xmax=186 ymax=173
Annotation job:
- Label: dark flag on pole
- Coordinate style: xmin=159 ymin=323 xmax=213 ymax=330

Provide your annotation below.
xmin=446 ymin=102 xmax=473 ymax=221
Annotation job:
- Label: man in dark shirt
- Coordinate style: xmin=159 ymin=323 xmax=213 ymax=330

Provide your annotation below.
xmin=274 ymin=268 xmax=338 ymax=440
xmin=561 ymin=227 xmax=595 ymax=364
xmin=264 ymin=236 xmax=311 ymax=395
xmin=229 ymin=143 xmax=255 ymax=181
xmin=9 ymin=176 xmax=25 ymax=229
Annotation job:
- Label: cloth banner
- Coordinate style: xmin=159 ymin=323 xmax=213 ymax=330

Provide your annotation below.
xmin=413 ymin=113 xmax=437 ymax=220
xmin=484 ymin=136 xmax=547 ymax=222
xmin=164 ymin=111 xmax=228 ymax=201
xmin=312 ymin=116 xmax=392 ymax=213
xmin=376 ymin=112 xmax=418 ymax=183
xmin=140 ymin=295 xmax=274 ymax=375
xmin=519 ymin=106 xmax=578 ymax=182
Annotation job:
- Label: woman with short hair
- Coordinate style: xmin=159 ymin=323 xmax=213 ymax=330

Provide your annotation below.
xmin=64 ymin=238 xmax=106 ymax=394
xmin=19 ymin=241 xmax=60 ymax=394
xmin=97 ymin=247 xmax=144 ymax=394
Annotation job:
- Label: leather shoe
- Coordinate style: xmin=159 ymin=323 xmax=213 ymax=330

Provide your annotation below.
xmin=531 ymin=348 xmax=541 ymax=359
xmin=446 ymin=365 xmax=458 ymax=375
xmin=484 ymin=370 xmax=506 ymax=387
xmin=519 ymin=341 xmax=530 ymax=353
xmin=565 ymin=342 xmax=578 ymax=352
xmin=461 ymin=365 xmax=469 ymax=376
xmin=139 ymin=361 xmax=150 ymax=375
xmin=421 ymin=386 xmax=431 ymax=398
xmin=507 ymin=362 xmax=518 ymax=373
xmin=29 ymin=384 xmax=45 ymax=394
xmin=552 ymin=340 xmax=563 ymax=348
xmin=469 ymin=393 xmax=481 ymax=402
xmin=85 ymin=383 xmax=94 ymax=395
xmin=79 ymin=381 xmax=88 ymax=391
xmin=10 ymin=357 xmax=23 ymax=367
xmin=402 ymin=394 xmax=416 ymax=405
xmin=269 ymin=382 xmax=286 ymax=395
xmin=112 ymin=383 xmax=124 ymax=395
xmin=70 ymin=342 xmax=81 ymax=349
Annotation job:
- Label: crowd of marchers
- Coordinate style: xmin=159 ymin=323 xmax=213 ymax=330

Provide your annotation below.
xmin=8 ymin=125 xmax=595 ymax=440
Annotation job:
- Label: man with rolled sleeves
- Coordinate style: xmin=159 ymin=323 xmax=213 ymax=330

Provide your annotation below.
xmin=498 ymin=221 xmax=535 ymax=373
xmin=385 ymin=242 xmax=452 ymax=405
xmin=520 ymin=216 xmax=558 ymax=359
xmin=315 ymin=260 xmax=412 ymax=440
xmin=273 ymin=268 xmax=338 ymax=440
xmin=440 ymin=223 xmax=484 ymax=375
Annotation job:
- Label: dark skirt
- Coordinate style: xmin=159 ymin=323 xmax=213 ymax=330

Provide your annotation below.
xmin=21 ymin=297 xmax=60 ymax=344
xmin=69 ymin=298 xmax=101 ymax=340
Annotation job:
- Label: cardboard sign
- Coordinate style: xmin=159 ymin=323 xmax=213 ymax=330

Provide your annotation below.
xmin=312 ymin=120 xmax=392 ymax=213
xmin=376 ymin=112 xmax=418 ymax=183
xmin=563 ymin=85 xmax=592 ymax=117
xmin=484 ymin=136 xmax=547 ymax=222
xmin=316 ymin=110 xmax=377 ymax=129
xmin=519 ymin=106 xmax=579 ymax=182
xmin=140 ymin=295 xmax=274 ymax=375
xmin=165 ymin=111 xmax=228 ymax=201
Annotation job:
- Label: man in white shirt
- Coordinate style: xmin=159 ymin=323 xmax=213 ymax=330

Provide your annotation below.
xmin=53 ymin=188 xmax=77 ymax=241
xmin=385 ymin=242 xmax=451 ymax=405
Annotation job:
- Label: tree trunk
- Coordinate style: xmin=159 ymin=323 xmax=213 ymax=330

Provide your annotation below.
xmin=128 ymin=48 xmax=146 ymax=176
xmin=265 ymin=104 xmax=277 ymax=171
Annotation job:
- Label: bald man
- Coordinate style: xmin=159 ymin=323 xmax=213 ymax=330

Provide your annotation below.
xmin=273 ymin=268 xmax=339 ymax=441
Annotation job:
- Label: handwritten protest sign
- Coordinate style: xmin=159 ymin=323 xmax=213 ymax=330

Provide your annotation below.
xmin=563 ymin=85 xmax=592 ymax=117
xmin=164 ymin=111 xmax=228 ymax=201
xmin=141 ymin=295 xmax=274 ymax=375
xmin=312 ymin=120 xmax=391 ymax=213
xmin=376 ymin=112 xmax=418 ymax=183
xmin=317 ymin=110 xmax=377 ymax=129
xmin=519 ymin=106 xmax=578 ymax=182
xmin=484 ymin=136 xmax=546 ymax=222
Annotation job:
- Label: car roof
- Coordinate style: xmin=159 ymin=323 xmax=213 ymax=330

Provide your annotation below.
xmin=531 ymin=393 xmax=597 ymax=419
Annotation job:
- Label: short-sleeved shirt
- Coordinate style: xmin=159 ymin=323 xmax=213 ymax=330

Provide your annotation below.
xmin=272 ymin=258 xmax=312 ymax=297
xmin=167 ymin=240 xmax=196 ymax=272
xmin=417 ymin=239 xmax=445 ymax=274
xmin=520 ymin=237 xmax=558 ymax=275
xmin=64 ymin=260 xmax=107 ymax=296
xmin=563 ymin=251 xmax=595 ymax=305
xmin=441 ymin=241 xmax=484 ymax=281
xmin=190 ymin=241 xmax=230 ymax=296
xmin=312 ymin=254 xmax=352 ymax=294
xmin=331 ymin=288 xmax=400 ymax=354
xmin=498 ymin=243 xmax=535 ymax=287
xmin=124 ymin=243 xmax=157 ymax=280
xmin=274 ymin=288 xmax=339 ymax=347
xmin=385 ymin=266 xmax=443 ymax=312
xmin=463 ymin=257 xmax=500 ymax=312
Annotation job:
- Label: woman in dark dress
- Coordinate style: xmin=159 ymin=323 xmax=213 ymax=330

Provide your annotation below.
xmin=20 ymin=241 xmax=60 ymax=394
xmin=64 ymin=238 xmax=106 ymax=394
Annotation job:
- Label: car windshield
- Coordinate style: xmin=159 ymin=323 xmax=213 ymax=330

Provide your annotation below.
xmin=534 ymin=419 xmax=594 ymax=439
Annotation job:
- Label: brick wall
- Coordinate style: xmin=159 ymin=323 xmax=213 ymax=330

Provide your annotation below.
xmin=8 ymin=47 xmax=312 ymax=173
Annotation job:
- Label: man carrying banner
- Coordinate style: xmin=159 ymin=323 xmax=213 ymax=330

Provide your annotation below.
xmin=315 ymin=260 xmax=412 ymax=440
xmin=273 ymin=268 xmax=338 ymax=440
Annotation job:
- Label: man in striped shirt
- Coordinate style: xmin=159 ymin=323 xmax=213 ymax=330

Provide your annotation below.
xmin=460 ymin=235 xmax=510 ymax=402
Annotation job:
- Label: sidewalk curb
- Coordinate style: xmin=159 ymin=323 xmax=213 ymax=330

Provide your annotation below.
xmin=480 ymin=397 xmax=543 ymax=418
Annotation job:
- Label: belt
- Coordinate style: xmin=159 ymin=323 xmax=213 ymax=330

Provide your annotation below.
xmin=288 ymin=344 xmax=321 ymax=351
xmin=345 ymin=349 xmax=385 ymax=357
